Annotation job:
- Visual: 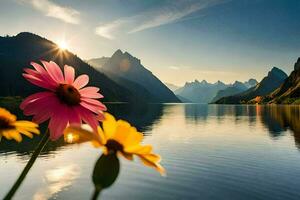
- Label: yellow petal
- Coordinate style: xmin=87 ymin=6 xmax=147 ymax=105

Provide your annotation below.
xmin=102 ymin=113 xmax=117 ymax=140
xmin=139 ymin=155 xmax=166 ymax=176
xmin=3 ymin=130 xmax=22 ymax=143
xmin=0 ymin=108 xmax=16 ymax=122
xmin=17 ymin=127 xmax=40 ymax=135
xmin=63 ymin=126 xmax=99 ymax=144
xmin=13 ymin=120 xmax=38 ymax=128
xmin=119 ymin=151 xmax=134 ymax=161
xmin=113 ymin=120 xmax=131 ymax=145
xmin=91 ymin=140 xmax=102 ymax=148
xmin=97 ymin=126 xmax=106 ymax=145
xmin=125 ymin=145 xmax=152 ymax=154
xmin=141 ymin=153 xmax=161 ymax=163
xmin=16 ymin=128 xmax=33 ymax=138
xmin=122 ymin=127 xmax=143 ymax=147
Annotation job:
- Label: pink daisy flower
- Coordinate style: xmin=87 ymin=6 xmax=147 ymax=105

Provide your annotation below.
xmin=20 ymin=61 xmax=106 ymax=140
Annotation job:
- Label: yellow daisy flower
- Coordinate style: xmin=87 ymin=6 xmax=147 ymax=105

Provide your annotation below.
xmin=0 ymin=107 xmax=40 ymax=142
xmin=64 ymin=113 xmax=165 ymax=175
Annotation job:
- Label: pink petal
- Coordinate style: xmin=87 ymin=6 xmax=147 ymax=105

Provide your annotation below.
xmin=82 ymin=92 xmax=103 ymax=99
xmin=20 ymin=92 xmax=54 ymax=110
xmin=68 ymin=106 xmax=81 ymax=125
xmin=79 ymin=87 xmax=99 ymax=94
xmin=24 ymin=68 xmax=40 ymax=77
xmin=32 ymin=110 xmax=51 ymax=124
xmin=73 ymin=74 xmax=89 ymax=89
xmin=97 ymin=112 xmax=105 ymax=121
xmin=75 ymin=106 xmax=98 ymax=132
xmin=81 ymin=98 xmax=107 ymax=110
xmin=23 ymin=74 xmax=56 ymax=91
xmin=42 ymin=61 xmax=64 ymax=83
xmin=80 ymin=102 xmax=103 ymax=113
xmin=31 ymin=62 xmax=47 ymax=74
xmin=23 ymin=95 xmax=58 ymax=116
xmin=64 ymin=65 xmax=75 ymax=84
xmin=48 ymin=113 xmax=68 ymax=141
xmin=47 ymin=103 xmax=70 ymax=140
xmin=80 ymin=87 xmax=103 ymax=99
xmin=31 ymin=62 xmax=58 ymax=87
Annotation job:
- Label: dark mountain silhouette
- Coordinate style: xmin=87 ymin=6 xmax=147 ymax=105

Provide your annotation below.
xmin=211 ymin=79 xmax=257 ymax=103
xmin=175 ymin=80 xmax=228 ymax=103
xmin=266 ymin=58 xmax=300 ymax=104
xmin=90 ymin=50 xmax=180 ymax=103
xmin=0 ymin=32 xmax=144 ymax=103
xmin=215 ymin=67 xmax=287 ymax=104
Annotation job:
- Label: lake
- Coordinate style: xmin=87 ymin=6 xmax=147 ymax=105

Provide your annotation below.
xmin=1 ymin=104 xmax=300 ymax=200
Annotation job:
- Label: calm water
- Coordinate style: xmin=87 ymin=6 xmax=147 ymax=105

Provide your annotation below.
xmin=1 ymin=104 xmax=300 ymax=200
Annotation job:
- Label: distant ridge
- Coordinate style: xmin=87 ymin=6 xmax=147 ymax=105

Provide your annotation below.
xmin=211 ymin=79 xmax=257 ymax=103
xmin=89 ymin=50 xmax=180 ymax=103
xmin=215 ymin=67 xmax=287 ymax=104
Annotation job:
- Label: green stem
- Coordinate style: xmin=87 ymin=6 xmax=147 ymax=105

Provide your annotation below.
xmin=3 ymin=130 xmax=50 ymax=200
xmin=91 ymin=186 xmax=102 ymax=200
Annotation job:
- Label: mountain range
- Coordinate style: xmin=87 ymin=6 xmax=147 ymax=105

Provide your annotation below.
xmin=215 ymin=67 xmax=288 ymax=104
xmin=211 ymin=79 xmax=258 ymax=103
xmin=174 ymin=79 xmax=257 ymax=103
xmin=88 ymin=50 xmax=180 ymax=103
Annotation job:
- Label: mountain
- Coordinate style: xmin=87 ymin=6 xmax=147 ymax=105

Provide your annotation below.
xmin=165 ymin=83 xmax=180 ymax=91
xmin=211 ymin=79 xmax=257 ymax=103
xmin=87 ymin=57 xmax=109 ymax=69
xmin=0 ymin=32 xmax=141 ymax=103
xmin=244 ymin=78 xmax=258 ymax=88
xmin=266 ymin=58 xmax=300 ymax=104
xmin=211 ymin=81 xmax=247 ymax=103
xmin=93 ymin=50 xmax=180 ymax=103
xmin=215 ymin=67 xmax=288 ymax=104
xmin=175 ymin=80 xmax=228 ymax=103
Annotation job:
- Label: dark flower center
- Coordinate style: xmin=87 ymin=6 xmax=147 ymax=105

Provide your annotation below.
xmin=106 ymin=139 xmax=124 ymax=153
xmin=0 ymin=117 xmax=14 ymax=130
xmin=56 ymin=84 xmax=81 ymax=106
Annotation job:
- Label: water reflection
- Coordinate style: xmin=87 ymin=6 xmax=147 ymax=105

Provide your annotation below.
xmin=1 ymin=103 xmax=299 ymax=156
xmin=33 ymin=164 xmax=80 ymax=200
xmin=106 ymin=103 xmax=163 ymax=132
xmin=184 ymin=104 xmax=300 ymax=148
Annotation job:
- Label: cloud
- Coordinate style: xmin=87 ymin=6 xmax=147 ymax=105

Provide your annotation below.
xmin=169 ymin=66 xmax=180 ymax=70
xmin=95 ymin=0 xmax=227 ymax=39
xmin=95 ymin=19 xmax=129 ymax=40
xmin=20 ymin=0 xmax=80 ymax=24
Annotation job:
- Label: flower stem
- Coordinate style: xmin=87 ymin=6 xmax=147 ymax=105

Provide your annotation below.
xmin=3 ymin=130 xmax=50 ymax=200
xmin=91 ymin=186 xmax=102 ymax=200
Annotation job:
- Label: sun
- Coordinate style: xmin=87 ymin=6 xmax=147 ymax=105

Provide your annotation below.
xmin=57 ymin=40 xmax=69 ymax=50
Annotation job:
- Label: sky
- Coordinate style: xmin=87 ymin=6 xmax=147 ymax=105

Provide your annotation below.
xmin=0 ymin=0 xmax=299 ymax=86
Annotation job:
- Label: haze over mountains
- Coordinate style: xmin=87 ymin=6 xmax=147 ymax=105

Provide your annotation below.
xmin=88 ymin=50 xmax=180 ymax=103
xmin=211 ymin=79 xmax=258 ymax=103
xmin=174 ymin=79 xmax=257 ymax=103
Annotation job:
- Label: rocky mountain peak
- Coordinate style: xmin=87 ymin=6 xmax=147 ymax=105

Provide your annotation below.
xmin=268 ymin=67 xmax=287 ymax=80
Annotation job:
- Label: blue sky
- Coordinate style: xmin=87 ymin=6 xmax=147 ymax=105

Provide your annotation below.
xmin=0 ymin=0 xmax=299 ymax=85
